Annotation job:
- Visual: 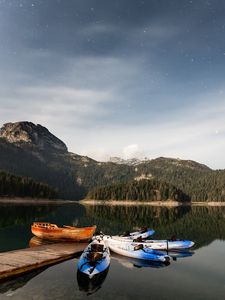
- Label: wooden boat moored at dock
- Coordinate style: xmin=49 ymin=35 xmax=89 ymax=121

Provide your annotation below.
xmin=31 ymin=222 xmax=96 ymax=242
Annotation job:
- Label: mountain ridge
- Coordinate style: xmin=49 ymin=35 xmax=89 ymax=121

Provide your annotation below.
xmin=0 ymin=121 xmax=224 ymax=201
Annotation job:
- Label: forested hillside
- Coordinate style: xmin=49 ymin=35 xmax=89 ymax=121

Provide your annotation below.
xmin=87 ymin=179 xmax=190 ymax=202
xmin=0 ymin=122 xmax=225 ymax=201
xmin=0 ymin=171 xmax=57 ymax=199
xmin=135 ymin=158 xmax=225 ymax=201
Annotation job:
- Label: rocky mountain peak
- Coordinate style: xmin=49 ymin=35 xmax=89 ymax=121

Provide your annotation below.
xmin=109 ymin=157 xmax=147 ymax=166
xmin=0 ymin=121 xmax=67 ymax=152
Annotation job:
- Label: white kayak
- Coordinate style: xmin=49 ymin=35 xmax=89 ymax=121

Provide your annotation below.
xmin=94 ymin=228 xmax=155 ymax=242
xmin=120 ymin=228 xmax=155 ymax=239
xmin=104 ymin=235 xmax=194 ymax=250
xmin=104 ymin=237 xmax=170 ymax=263
xmin=77 ymin=238 xmax=110 ymax=278
xmin=134 ymin=239 xmax=195 ymax=250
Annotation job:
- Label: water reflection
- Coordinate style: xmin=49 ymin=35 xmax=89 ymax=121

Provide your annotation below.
xmin=77 ymin=268 xmax=109 ymax=296
xmin=0 ymin=203 xmax=56 ymax=229
xmin=160 ymin=250 xmax=195 ymax=261
xmin=112 ymin=253 xmax=170 ymax=269
xmin=0 ymin=268 xmax=47 ymax=295
xmin=29 ymin=236 xmax=56 ymax=247
xmin=111 ymin=250 xmax=194 ymax=269
xmin=0 ymin=203 xmax=86 ymax=252
xmin=81 ymin=205 xmax=225 ymax=249
xmin=0 ymin=201 xmax=225 ymax=300
xmin=1 ymin=203 xmax=225 ymax=253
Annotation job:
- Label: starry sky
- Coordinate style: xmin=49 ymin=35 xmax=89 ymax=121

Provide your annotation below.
xmin=0 ymin=0 xmax=225 ymax=168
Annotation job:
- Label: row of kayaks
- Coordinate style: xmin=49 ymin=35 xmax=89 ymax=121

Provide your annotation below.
xmin=30 ymin=222 xmax=195 ymax=295
xmin=77 ymin=228 xmax=195 ymax=278
xmin=30 ymin=223 xmax=195 ymax=278
xmin=31 ymin=223 xmax=194 ymax=250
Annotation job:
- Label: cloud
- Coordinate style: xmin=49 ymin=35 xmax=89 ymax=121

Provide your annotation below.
xmin=0 ymin=85 xmax=113 ymax=127
xmin=122 ymin=144 xmax=144 ymax=159
xmin=76 ymin=89 xmax=225 ymax=169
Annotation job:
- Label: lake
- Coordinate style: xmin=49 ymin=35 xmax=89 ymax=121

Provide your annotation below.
xmin=0 ymin=202 xmax=225 ymax=299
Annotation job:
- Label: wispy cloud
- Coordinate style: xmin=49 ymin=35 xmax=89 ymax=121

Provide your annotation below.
xmin=0 ymin=85 xmax=113 ymax=126
xmin=78 ymin=89 xmax=225 ymax=169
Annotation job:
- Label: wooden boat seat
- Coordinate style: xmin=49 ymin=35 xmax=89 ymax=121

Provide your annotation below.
xmin=32 ymin=222 xmax=58 ymax=229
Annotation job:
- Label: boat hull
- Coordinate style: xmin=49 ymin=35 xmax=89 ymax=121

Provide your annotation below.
xmin=31 ymin=224 xmax=96 ymax=241
xmin=140 ymin=239 xmax=195 ymax=250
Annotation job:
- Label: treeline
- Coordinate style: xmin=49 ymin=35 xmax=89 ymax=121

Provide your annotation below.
xmin=136 ymin=158 xmax=225 ymax=201
xmin=0 ymin=171 xmax=57 ymax=199
xmin=87 ymin=179 xmax=190 ymax=202
xmin=188 ymin=171 xmax=225 ymax=201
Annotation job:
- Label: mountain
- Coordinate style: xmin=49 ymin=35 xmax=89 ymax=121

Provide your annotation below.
xmin=0 ymin=121 xmax=224 ymax=201
xmin=0 ymin=122 xmax=67 ymax=152
xmin=0 ymin=122 xmax=133 ymax=199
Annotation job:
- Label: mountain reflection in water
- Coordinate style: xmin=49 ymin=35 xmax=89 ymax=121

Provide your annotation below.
xmin=1 ymin=203 xmax=225 ymax=252
xmin=0 ymin=203 xmax=225 ymax=299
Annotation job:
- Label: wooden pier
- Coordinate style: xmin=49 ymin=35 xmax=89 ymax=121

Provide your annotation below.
xmin=0 ymin=242 xmax=87 ymax=281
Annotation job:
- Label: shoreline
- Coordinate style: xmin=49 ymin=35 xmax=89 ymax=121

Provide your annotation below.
xmin=80 ymin=199 xmax=225 ymax=207
xmin=0 ymin=197 xmax=76 ymax=204
xmin=1 ymin=197 xmax=225 ymax=207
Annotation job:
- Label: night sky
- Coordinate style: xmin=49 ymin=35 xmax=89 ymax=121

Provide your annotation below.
xmin=0 ymin=0 xmax=225 ymax=168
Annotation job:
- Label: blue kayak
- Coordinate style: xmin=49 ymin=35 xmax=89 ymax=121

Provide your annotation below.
xmin=77 ymin=239 xmax=110 ymax=279
xmin=119 ymin=228 xmax=155 ymax=239
xmin=105 ymin=237 xmax=170 ymax=263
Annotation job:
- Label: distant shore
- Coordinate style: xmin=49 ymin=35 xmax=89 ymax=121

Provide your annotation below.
xmin=80 ymin=199 xmax=225 ymax=206
xmin=1 ymin=197 xmax=225 ymax=206
xmin=0 ymin=197 xmax=75 ymax=204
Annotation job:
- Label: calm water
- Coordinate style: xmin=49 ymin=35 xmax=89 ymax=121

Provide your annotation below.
xmin=0 ymin=202 xmax=225 ymax=299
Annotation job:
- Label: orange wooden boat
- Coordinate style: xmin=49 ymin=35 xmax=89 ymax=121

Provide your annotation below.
xmin=31 ymin=222 xmax=96 ymax=242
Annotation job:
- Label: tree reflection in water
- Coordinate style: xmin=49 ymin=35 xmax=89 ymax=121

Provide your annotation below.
xmin=80 ymin=205 xmax=225 ymax=249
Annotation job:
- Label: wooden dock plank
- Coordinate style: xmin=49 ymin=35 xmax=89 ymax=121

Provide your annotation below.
xmin=0 ymin=243 xmax=87 ymax=281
